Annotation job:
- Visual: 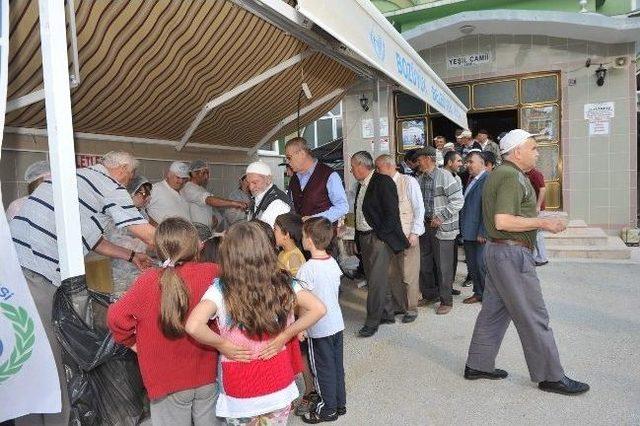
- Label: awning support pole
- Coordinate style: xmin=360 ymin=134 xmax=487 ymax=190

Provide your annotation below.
xmin=38 ymin=0 xmax=85 ymax=280
xmin=247 ymin=88 xmax=345 ymax=157
xmin=176 ymin=49 xmax=314 ymax=151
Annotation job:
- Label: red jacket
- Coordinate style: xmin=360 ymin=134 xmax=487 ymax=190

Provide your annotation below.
xmin=107 ymin=262 xmax=220 ymax=399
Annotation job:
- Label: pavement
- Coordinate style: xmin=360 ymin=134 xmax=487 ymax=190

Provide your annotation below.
xmin=290 ymin=255 xmax=640 ymax=425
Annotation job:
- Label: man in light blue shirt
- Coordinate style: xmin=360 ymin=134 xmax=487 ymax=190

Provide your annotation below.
xmin=285 ymin=137 xmax=349 ymax=224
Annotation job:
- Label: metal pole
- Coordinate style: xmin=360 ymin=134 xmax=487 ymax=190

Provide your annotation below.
xmin=38 ymin=0 xmax=85 ymax=279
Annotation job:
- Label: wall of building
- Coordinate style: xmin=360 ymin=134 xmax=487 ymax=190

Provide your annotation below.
xmin=419 ymin=35 xmax=638 ymax=231
xmin=1 ymin=132 xmax=285 ymax=212
xmin=341 ymin=80 xmax=394 ymax=208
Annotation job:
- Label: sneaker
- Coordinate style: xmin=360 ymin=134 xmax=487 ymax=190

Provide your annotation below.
xmin=337 ymin=407 xmax=347 ymax=416
xmin=295 ymin=392 xmax=321 ymax=416
xmin=301 ymin=411 xmax=339 ymax=423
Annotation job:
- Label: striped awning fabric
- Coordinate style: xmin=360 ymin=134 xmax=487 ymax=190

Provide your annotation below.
xmin=7 ymin=0 xmax=356 ymax=150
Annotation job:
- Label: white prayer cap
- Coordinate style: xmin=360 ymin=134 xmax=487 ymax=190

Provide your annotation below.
xmin=169 ymin=161 xmax=190 ymax=178
xmin=499 ymin=129 xmax=534 ymax=154
xmin=24 ymin=161 xmax=50 ymax=183
xmin=457 ymin=130 xmax=472 ymax=138
xmin=246 ymin=161 xmax=272 ymax=176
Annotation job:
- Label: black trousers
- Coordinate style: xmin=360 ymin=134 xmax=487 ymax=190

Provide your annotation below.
xmin=308 ymin=331 xmax=346 ymax=416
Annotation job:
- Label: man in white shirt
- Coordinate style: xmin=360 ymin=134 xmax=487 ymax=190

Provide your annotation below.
xmin=180 ymin=160 xmax=248 ymax=230
xmin=245 ymin=161 xmax=291 ymax=228
xmin=375 ymin=154 xmax=425 ymax=323
xmin=147 ymin=161 xmax=191 ymax=223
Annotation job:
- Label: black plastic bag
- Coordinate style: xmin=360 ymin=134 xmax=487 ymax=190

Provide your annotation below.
xmin=53 ymin=276 xmax=146 ymax=425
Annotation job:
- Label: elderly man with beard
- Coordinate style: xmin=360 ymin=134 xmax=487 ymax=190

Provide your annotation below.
xmin=464 ymin=129 xmax=589 ymax=396
xmin=245 ymin=161 xmax=291 ymax=228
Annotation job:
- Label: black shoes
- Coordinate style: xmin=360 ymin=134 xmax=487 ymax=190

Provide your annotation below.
xmin=358 ymin=325 xmax=377 ymax=337
xmin=380 ymin=317 xmax=396 ymax=325
xmin=464 ymin=365 xmax=508 ymax=380
xmin=538 ymin=376 xmax=590 ymax=395
xmin=402 ymin=313 xmax=418 ymax=323
xmin=535 ymin=261 xmax=549 ymax=267
xmin=452 ymin=288 xmax=461 ymax=296
xmin=337 ymin=407 xmax=346 ymax=416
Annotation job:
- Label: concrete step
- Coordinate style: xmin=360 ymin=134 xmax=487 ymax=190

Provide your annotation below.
xmin=547 ymin=237 xmax=631 ymax=260
xmin=567 ymin=219 xmax=587 ymax=228
xmin=543 ymin=226 xmax=608 ymax=246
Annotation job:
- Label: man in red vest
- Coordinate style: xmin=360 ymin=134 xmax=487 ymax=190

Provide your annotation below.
xmin=285 ymin=137 xmax=349 ymax=224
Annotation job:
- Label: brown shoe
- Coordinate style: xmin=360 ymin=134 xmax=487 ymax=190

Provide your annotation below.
xmin=463 ymin=295 xmax=482 ymax=304
xmin=436 ymin=304 xmax=452 ymax=315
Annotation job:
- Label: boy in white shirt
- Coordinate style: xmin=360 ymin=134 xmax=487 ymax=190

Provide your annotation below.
xmin=296 ymin=218 xmax=346 ymax=424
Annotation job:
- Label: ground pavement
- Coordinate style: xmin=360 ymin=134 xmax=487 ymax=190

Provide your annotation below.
xmin=290 ymin=250 xmax=640 ymax=425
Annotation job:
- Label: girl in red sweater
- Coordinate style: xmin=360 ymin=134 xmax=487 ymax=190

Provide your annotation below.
xmin=186 ymin=221 xmax=326 ymax=425
xmin=107 ymin=217 xmax=220 ymax=426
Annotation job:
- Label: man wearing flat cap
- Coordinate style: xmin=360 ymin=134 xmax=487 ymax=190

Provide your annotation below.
xmin=413 ymin=146 xmax=464 ymax=315
xmin=245 ymin=161 xmax=292 ymax=228
xmin=464 ymin=129 xmax=589 ymax=396
xmin=181 ymin=159 xmax=247 ymax=230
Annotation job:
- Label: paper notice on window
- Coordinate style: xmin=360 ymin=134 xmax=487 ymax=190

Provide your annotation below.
xmin=588 ymin=120 xmax=610 ymax=136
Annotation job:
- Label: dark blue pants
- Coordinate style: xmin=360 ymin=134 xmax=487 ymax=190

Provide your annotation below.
xmin=464 ymin=241 xmax=486 ymax=297
xmin=308 ymin=331 xmax=346 ymax=416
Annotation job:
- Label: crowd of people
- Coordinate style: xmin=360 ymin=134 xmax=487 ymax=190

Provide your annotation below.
xmin=5 ymin=130 xmax=589 ymax=426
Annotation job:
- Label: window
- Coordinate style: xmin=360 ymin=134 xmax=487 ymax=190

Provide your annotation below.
xmin=297 ymin=101 xmax=343 ymax=148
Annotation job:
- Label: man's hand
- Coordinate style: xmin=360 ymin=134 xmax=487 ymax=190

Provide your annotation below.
xmin=408 ymin=233 xmax=419 ymax=247
xmin=132 ymin=252 xmax=153 ymax=270
xmin=477 ymin=235 xmax=486 ymax=244
xmin=258 ymin=333 xmax=288 ymax=360
xmin=235 ymin=201 xmax=248 ymax=210
xmin=430 ymin=217 xmax=443 ymax=228
xmin=540 ymin=218 xmax=567 ymax=234
xmin=218 ymin=339 xmax=252 ymax=362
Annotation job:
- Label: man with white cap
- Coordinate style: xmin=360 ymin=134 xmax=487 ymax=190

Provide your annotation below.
xmin=6 ymin=160 xmax=51 ymax=220
xmin=180 ymin=159 xmax=248 ymax=230
xmin=245 ymin=161 xmax=291 ymax=228
xmin=457 ymin=129 xmax=481 ymax=159
xmin=147 ymin=161 xmax=191 ymax=223
xmin=464 ymin=129 xmax=589 ymax=396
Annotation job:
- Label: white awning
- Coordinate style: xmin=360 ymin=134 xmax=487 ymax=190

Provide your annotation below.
xmin=297 ymin=0 xmax=468 ymax=129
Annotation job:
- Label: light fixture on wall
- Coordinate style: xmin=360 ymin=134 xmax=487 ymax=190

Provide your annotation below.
xmin=595 ymin=65 xmax=607 ymax=86
xmin=579 ymin=0 xmax=588 ymax=13
xmin=459 ymin=25 xmax=475 ymax=35
xmin=359 ymin=94 xmax=369 ymax=112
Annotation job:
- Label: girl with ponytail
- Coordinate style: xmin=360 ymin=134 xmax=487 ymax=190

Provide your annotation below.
xmin=108 ymin=217 xmax=220 ymax=426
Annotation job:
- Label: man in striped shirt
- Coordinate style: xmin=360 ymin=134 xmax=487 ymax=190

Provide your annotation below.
xmin=10 ymin=151 xmax=155 ymax=425
xmin=414 ymin=146 xmax=464 ymax=315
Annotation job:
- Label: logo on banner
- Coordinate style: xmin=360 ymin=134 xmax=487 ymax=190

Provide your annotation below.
xmin=0 ymin=287 xmax=35 ymax=383
xmin=369 ymin=29 xmax=386 ymax=62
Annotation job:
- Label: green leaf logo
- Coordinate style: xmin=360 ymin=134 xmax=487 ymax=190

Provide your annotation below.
xmin=0 ymin=302 xmax=35 ymax=383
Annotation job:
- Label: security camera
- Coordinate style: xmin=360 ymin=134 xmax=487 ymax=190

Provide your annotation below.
xmin=595 ymin=65 xmax=607 ymax=87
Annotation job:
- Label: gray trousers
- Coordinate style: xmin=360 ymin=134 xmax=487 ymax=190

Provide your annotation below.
xmin=433 ymin=238 xmax=455 ymax=306
xmin=359 ymin=232 xmax=393 ymax=328
xmin=533 ymin=230 xmax=548 ymax=263
xmin=150 ymin=383 xmax=219 ymax=426
xmin=15 ymin=268 xmax=70 ymax=426
xmin=419 ymin=227 xmax=439 ymax=299
xmin=466 ymin=242 xmax=565 ymax=382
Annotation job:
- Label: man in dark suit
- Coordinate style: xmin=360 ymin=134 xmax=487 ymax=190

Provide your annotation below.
xmin=351 ymin=151 xmax=409 ymax=338
xmin=459 ymin=151 xmax=489 ymax=304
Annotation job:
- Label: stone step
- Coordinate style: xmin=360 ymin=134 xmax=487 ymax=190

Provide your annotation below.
xmin=547 ymin=237 xmax=631 ymax=260
xmin=543 ymin=226 xmax=608 ymax=246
